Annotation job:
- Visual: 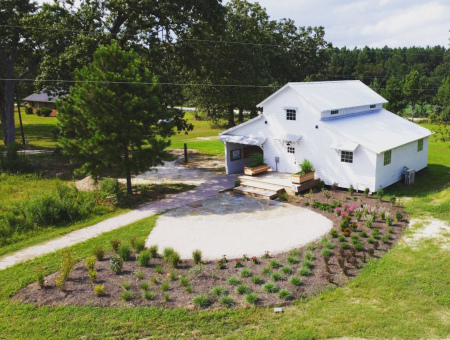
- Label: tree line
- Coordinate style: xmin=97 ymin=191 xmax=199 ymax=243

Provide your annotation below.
xmin=1 ymin=0 xmax=449 ymax=147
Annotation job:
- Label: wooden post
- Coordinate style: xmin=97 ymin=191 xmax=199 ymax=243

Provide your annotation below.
xmin=184 ymin=143 xmax=188 ymax=163
xmin=16 ymin=95 xmax=26 ymax=145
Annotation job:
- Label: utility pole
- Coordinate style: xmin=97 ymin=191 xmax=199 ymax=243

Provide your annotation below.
xmin=16 ymin=94 xmax=26 ymax=145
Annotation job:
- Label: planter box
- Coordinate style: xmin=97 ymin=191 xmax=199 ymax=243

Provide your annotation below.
xmin=290 ymin=171 xmax=315 ymax=184
xmin=244 ymin=164 xmax=271 ymax=176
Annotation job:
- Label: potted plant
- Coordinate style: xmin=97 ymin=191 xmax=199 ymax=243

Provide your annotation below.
xmin=244 ymin=153 xmax=270 ymax=176
xmin=291 ymin=159 xmax=315 ymax=184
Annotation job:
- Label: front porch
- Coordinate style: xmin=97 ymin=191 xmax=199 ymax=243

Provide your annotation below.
xmin=234 ymin=171 xmax=320 ymax=199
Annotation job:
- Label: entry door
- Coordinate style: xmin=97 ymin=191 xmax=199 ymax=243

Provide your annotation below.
xmin=285 ymin=145 xmax=298 ymax=173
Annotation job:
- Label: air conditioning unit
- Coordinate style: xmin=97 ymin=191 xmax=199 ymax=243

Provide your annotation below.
xmin=405 ymin=169 xmax=415 ymax=185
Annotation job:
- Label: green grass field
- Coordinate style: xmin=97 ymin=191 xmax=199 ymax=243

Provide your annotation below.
xmin=0 ymin=114 xmax=448 ymax=338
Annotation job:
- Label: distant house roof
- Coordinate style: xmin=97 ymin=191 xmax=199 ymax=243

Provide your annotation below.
xmin=23 ymin=91 xmax=61 ymax=103
xmin=322 ymin=109 xmax=432 ymax=154
xmin=257 ymin=80 xmax=387 ymax=112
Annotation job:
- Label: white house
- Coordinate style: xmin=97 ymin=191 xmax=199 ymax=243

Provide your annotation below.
xmin=218 ymin=81 xmax=432 ymax=192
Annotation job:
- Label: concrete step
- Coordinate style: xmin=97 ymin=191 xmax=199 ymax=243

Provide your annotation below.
xmin=233 ymin=186 xmax=279 ymax=199
xmin=240 ymin=180 xmax=285 ymax=194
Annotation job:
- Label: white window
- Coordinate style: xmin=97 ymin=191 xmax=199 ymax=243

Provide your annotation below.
xmin=331 ymin=110 xmax=339 ymax=115
xmin=341 ymin=151 xmax=353 ymax=163
xmin=287 ymin=146 xmax=295 ymax=154
xmin=286 ymin=109 xmax=296 ymax=120
xmin=417 ymin=139 xmax=423 ymax=152
xmin=384 ymin=150 xmax=392 ymax=166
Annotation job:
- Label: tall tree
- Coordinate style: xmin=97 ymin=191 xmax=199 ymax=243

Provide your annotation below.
xmin=381 ymin=76 xmax=407 ymax=115
xmin=436 ymin=76 xmax=450 ymax=121
xmin=57 ymin=43 xmax=191 ymax=195
xmin=403 ymin=70 xmax=422 ymax=116
xmin=0 ymin=0 xmax=39 ymax=145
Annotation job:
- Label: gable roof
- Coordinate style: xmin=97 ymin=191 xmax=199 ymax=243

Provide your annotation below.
xmin=257 ymin=81 xmax=387 ymax=112
xmin=322 ymin=109 xmax=432 ymax=154
xmin=219 ymin=114 xmax=264 ymax=135
xmin=23 ymin=91 xmax=61 ymax=103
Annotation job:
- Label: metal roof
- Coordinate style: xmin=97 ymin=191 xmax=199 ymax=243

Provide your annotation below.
xmin=322 ymin=109 xmax=432 ymax=154
xmin=273 ymin=134 xmax=302 ymax=143
xmin=330 ymin=141 xmax=359 ymax=152
xmin=218 ymin=135 xmax=267 ymax=146
xmin=219 ymin=114 xmax=264 ymax=135
xmin=23 ymin=91 xmax=61 ymax=103
xmin=257 ymin=81 xmax=387 ymax=111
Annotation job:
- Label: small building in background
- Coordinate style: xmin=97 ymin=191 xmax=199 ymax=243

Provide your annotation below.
xmin=23 ymin=91 xmax=61 ymax=116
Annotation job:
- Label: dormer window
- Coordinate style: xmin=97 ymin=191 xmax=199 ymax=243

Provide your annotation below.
xmin=331 ymin=110 xmax=339 ymax=115
xmin=370 ymin=104 xmax=376 ymax=109
xmin=286 ymin=109 xmax=296 ymax=120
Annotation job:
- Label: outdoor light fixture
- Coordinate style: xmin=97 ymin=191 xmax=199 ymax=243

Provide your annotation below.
xmin=315 ymin=125 xmax=318 ymax=129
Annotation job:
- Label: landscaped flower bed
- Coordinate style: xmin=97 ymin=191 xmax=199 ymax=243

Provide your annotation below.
xmin=15 ymin=188 xmax=408 ymax=309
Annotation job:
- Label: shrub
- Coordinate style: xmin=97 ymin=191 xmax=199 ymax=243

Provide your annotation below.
xmin=348 ymin=185 xmax=355 ymax=195
xmin=389 ymin=196 xmax=397 ymax=205
xmin=248 ymin=153 xmax=265 ymax=167
xmin=251 ymin=276 xmax=263 ymax=284
xmin=269 ymin=260 xmax=281 ymax=269
xmin=236 ymin=284 xmax=251 ymax=295
xmin=278 ymin=192 xmax=288 ymax=201
xmin=120 ymin=290 xmax=133 ymax=301
xmin=118 ymin=244 xmax=132 ymax=261
xmin=287 ymin=256 xmax=298 ymax=264
xmin=261 ymin=267 xmax=272 ymax=276
xmin=240 ymin=268 xmax=252 ymax=277
xmin=220 ymin=296 xmax=235 ymax=308
xmin=353 ymin=242 xmax=365 ymax=251
xmin=388 ymin=227 xmax=394 ymax=234
xmin=121 ymin=280 xmax=131 ymax=291
xmin=358 ymin=231 xmax=367 ymax=238
xmin=395 ymin=211 xmax=403 ymax=222
xmin=161 ymin=281 xmax=170 ymax=292
xmin=281 ymin=266 xmax=292 ymax=275
xmin=35 ymin=266 xmax=45 ymax=289
xmin=289 ymin=276 xmax=302 ymax=286
xmin=380 ymin=210 xmax=386 ymax=220
xmin=170 ymin=271 xmax=177 ymax=280
xmin=189 ymin=264 xmax=204 ymax=275
xmin=94 ymin=284 xmax=105 ymax=297
xmin=132 ymin=238 xmax=146 ymax=253
xmin=140 ymin=282 xmax=150 ymax=291
xmin=386 ymin=215 xmax=393 ymax=226
xmin=364 ymin=187 xmax=370 ymax=196
xmin=367 ymin=237 xmax=375 ymax=244
xmin=263 ymin=282 xmax=279 ymax=293
xmin=325 ymin=241 xmax=335 ymax=249
xmin=211 ymin=286 xmax=228 ymax=297
xmin=337 ymin=236 xmax=346 ymax=242
xmin=193 ymin=295 xmax=211 ymax=308
xmin=179 ymin=276 xmax=189 ymax=287
xmin=35 ymin=107 xmax=52 ymax=117
xmin=302 ymin=260 xmax=313 ymax=268
xmin=137 ymin=250 xmax=151 ymax=267
xmin=278 ymin=289 xmax=292 ymax=300
xmin=25 ymin=106 xmax=33 ymax=115
xmin=299 ymin=267 xmax=311 ymax=276
xmin=136 ymin=271 xmax=144 ymax=280
xmin=148 ymin=245 xmax=159 ymax=258
xmin=330 ymin=230 xmax=339 ymax=238
xmin=55 ymin=249 xmax=76 ymax=291
xmin=169 ymin=252 xmax=181 ymax=268
xmin=192 ymin=249 xmax=202 ymax=264
xmin=355 ymin=210 xmax=362 ymax=221
xmin=245 ymin=293 xmax=259 ymax=304
xmin=100 ymin=178 xmax=121 ymax=200
xmin=88 ymin=269 xmax=97 ymax=282
xmin=85 ymin=256 xmax=96 ymax=271
xmin=110 ymin=255 xmax=123 ymax=274
xmin=305 ymin=252 xmax=315 ymax=261
xmin=164 ymin=293 xmax=170 ymax=302
xmin=306 ymin=244 xmax=316 ymax=251
xmin=297 ymin=159 xmax=314 ymax=174
xmin=321 ymin=248 xmax=332 ymax=258
xmin=151 ymin=276 xmax=159 ymax=284
xmin=340 ymin=242 xmax=350 ymax=249
xmin=162 ymin=247 xmax=175 ymax=261
xmin=227 ymin=277 xmax=239 ymax=286
xmin=110 ymin=240 xmax=121 ymax=252
xmin=234 ymin=260 xmax=243 ymax=268
xmin=155 ymin=264 xmax=163 ymax=274
xmin=185 ymin=286 xmax=193 ymax=294
xmin=376 ymin=188 xmax=384 ymax=200
xmin=93 ymin=247 xmax=105 ymax=261
xmin=372 ymin=229 xmax=380 ymax=239
xmin=143 ymin=291 xmax=155 ymax=300
xmin=271 ymin=272 xmax=283 ymax=281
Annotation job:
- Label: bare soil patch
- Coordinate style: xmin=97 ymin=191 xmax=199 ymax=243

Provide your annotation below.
xmin=15 ymin=189 xmax=408 ymax=309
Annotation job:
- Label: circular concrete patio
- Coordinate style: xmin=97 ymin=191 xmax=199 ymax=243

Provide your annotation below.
xmin=146 ymin=193 xmax=333 ymax=260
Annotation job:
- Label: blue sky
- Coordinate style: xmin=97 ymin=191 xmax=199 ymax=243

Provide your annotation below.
xmin=226 ymin=0 xmax=450 ymax=48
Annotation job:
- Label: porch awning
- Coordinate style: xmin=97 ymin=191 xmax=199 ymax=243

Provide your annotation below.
xmin=330 ymin=141 xmax=359 ymax=152
xmin=273 ymin=134 xmax=302 ymax=143
xmin=218 ymin=135 xmax=267 ymax=146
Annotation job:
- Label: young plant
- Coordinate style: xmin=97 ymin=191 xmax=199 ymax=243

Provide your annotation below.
xmin=179 ymin=276 xmax=189 ymax=287
xmin=132 ymin=238 xmax=146 ymax=253
xmin=299 ymin=267 xmax=311 ymax=276
xmin=289 ymin=276 xmax=302 ymax=286
xmin=240 ymin=268 xmax=252 ymax=277
xmin=236 ymin=284 xmax=251 ymax=295
xmin=271 ymin=272 xmax=283 ymax=281
xmin=263 ymin=282 xmax=279 ymax=293
xmin=110 ymin=239 xmax=121 ymax=252
xmin=161 ymin=281 xmax=170 ymax=292
xmin=120 ymin=290 xmax=133 ymax=301
xmin=164 ymin=293 xmax=170 ymax=302
xmin=287 ymin=256 xmax=299 ymax=264
xmin=143 ymin=291 xmax=155 ymax=300
xmin=118 ymin=244 xmax=132 ymax=261
xmin=321 ymin=248 xmax=332 ymax=258
xmin=185 ymin=286 xmax=193 ymax=294
xmin=193 ymin=295 xmax=211 ymax=308
xmin=211 ymin=286 xmax=228 ymax=297
xmin=192 ymin=249 xmax=202 ymax=264
xmin=330 ymin=230 xmax=339 ymax=238
xmin=220 ymin=296 xmax=235 ymax=308
xmin=269 ymin=259 xmax=281 ymax=269
xmin=88 ymin=269 xmax=97 ymax=282
xmin=140 ymin=282 xmax=150 ymax=291
xmin=93 ymin=247 xmax=105 ymax=261
xmin=55 ymin=249 xmax=76 ymax=291
xmin=168 ymin=251 xmax=181 ymax=268
xmin=136 ymin=271 xmax=144 ymax=280
xmin=251 ymin=276 xmax=263 ymax=284
xmin=278 ymin=289 xmax=292 ymax=300
xmin=94 ymin=284 xmax=105 ymax=297
xmin=281 ymin=266 xmax=292 ymax=275
xmin=227 ymin=277 xmax=240 ymax=286
xmin=35 ymin=266 xmax=45 ymax=289
xmin=162 ymin=247 xmax=175 ymax=261
xmin=110 ymin=255 xmax=123 ymax=274
xmin=261 ymin=267 xmax=272 ymax=276
xmin=137 ymin=250 xmax=151 ymax=267
xmin=302 ymin=260 xmax=313 ymax=268
xmin=155 ymin=264 xmax=163 ymax=274
xmin=245 ymin=293 xmax=259 ymax=305
xmin=305 ymin=252 xmax=315 ymax=261
xmin=148 ymin=245 xmax=159 ymax=258
xmin=85 ymin=256 xmax=96 ymax=271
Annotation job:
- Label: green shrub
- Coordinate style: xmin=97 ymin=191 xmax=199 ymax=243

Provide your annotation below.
xmin=179 ymin=276 xmax=189 ymax=287
xmin=367 ymin=237 xmax=375 ymax=244
xmin=211 ymin=286 xmax=228 ymax=296
xmin=99 ymin=178 xmax=120 ymax=200
xmin=324 ymin=241 xmax=335 ymax=249
xmin=330 ymin=230 xmax=339 ymax=238
xmin=248 ymin=153 xmax=264 ymax=167
xmin=155 ymin=264 xmax=163 ymax=274
xmin=35 ymin=266 xmax=45 ymax=289
xmin=386 ymin=215 xmax=393 ymax=226
xmin=240 ymin=268 xmax=252 ymax=277
xmin=321 ymin=248 xmax=332 ymax=258
xmin=164 ymin=293 xmax=170 ymax=302
xmin=245 ymin=293 xmax=259 ymax=304
xmin=110 ymin=240 xmax=121 ymax=252
xmin=94 ymin=284 xmax=105 ymax=297
xmin=261 ymin=267 xmax=272 ymax=276
xmin=337 ymin=236 xmax=346 ymax=242
xmin=162 ymin=247 xmax=175 ymax=261
xmin=278 ymin=289 xmax=292 ymax=300
xmin=143 ymin=291 xmax=155 ymax=300
xmin=110 ymin=255 xmax=123 ymax=274
xmin=340 ymin=242 xmax=350 ymax=249
xmin=120 ymin=290 xmax=133 ymax=301
xmin=297 ymin=159 xmax=314 ymax=174
xmin=381 ymin=234 xmax=390 ymax=243
xmin=35 ymin=107 xmax=52 ymax=117
xmin=161 ymin=281 xmax=170 ymax=292
xmin=269 ymin=259 xmax=281 ymax=269
xmin=302 ymin=260 xmax=313 ymax=268
xmin=220 ymin=296 xmax=235 ymax=308
xmin=118 ymin=244 xmax=132 ymax=261
xmin=299 ymin=267 xmax=311 ymax=276
xmin=192 ymin=249 xmax=202 ymax=264
xmin=121 ymin=280 xmax=131 ymax=291
xmin=353 ymin=242 xmax=365 ymax=251
xmin=389 ymin=196 xmax=397 ymax=205
xmin=281 ymin=266 xmax=292 ymax=275
xmin=289 ymin=276 xmax=302 ymax=286
xmin=93 ymin=247 xmax=105 ymax=261
xmin=168 ymin=251 xmax=181 ymax=268
xmin=364 ymin=187 xmax=370 ymax=196
xmin=271 ymin=272 xmax=283 ymax=281
xmin=148 ymin=245 xmax=159 ymax=258
xmin=251 ymin=276 xmax=263 ymax=284
xmin=263 ymin=282 xmax=278 ymax=293
xmin=55 ymin=249 xmax=76 ymax=291
xmin=306 ymin=244 xmax=316 ymax=251
xmin=140 ymin=282 xmax=149 ymax=291
xmin=193 ymin=295 xmax=211 ymax=308
xmin=234 ymin=180 xmax=241 ymax=187
xmin=372 ymin=229 xmax=380 ymax=239
xmin=88 ymin=269 xmax=97 ymax=282
xmin=287 ymin=256 xmax=299 ymax=264
xmin=289 ymin=249 xmax=300 ymax=256
xmin=395 ymin=211 xmax=403 ymax=222
xmin=132 ymin=238 xmax=146 ymax=253
xmin=236 ymin=284 xmax=250 ymax=295
xmin=305 ymin=252 xmax=315 ymax=261
xmin=150 ymin=276 xmax=159 ymax=284
xmin=185 ymin=286 xmax=193 ymax=294
xmin=358 ymin=231 xmax=367 ymax=238
xmin=25 ymin=106 xmax=33 ymax=115
xmin=85 ymin=256 xmax=96 ymax=271
xmin=278 ymin=192 xmax=288 ymax=201
xmin=135 ymin=271 xmax=144 ymax=280
xmin=137 ymin=250 xmax=151 ymax=267
xmin=355 ymin=210 xmax=362 ymax=221
xmin=349 ymin=185 xmax=355 ymax=195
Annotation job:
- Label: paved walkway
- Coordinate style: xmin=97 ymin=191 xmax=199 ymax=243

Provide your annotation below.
xmin=0 ymin=173 xmax=238 ymax=271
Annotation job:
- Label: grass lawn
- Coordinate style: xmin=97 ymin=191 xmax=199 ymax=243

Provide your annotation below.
xmin=0 ymin=121 xmax=448 ymax=338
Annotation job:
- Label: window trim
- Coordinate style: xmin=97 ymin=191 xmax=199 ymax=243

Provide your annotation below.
xmin=417 ymin=138 xmax=423 ymax=152
xmin=383 ymin=150 xmax=392 ymax=166
xmin=341 ymin=151 xmax=353 ymax=163
xmin=286 ymin=109 xmax=296 ymax=121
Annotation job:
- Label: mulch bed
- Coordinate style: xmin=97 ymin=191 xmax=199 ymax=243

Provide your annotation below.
xmin=14 ymin=189 xmax=408 ymax=310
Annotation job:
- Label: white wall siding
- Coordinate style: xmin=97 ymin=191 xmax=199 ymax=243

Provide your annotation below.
xmin=374 ymin=137 xmax=429 ymax=190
